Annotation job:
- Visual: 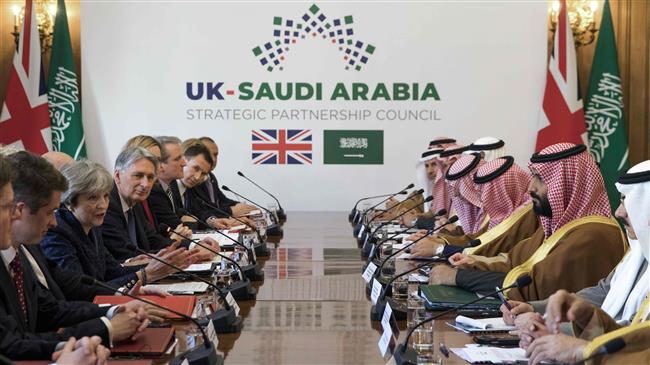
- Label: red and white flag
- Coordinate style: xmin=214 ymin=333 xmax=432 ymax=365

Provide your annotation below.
xmin=535 ymin=0 xmax=586 ymax=151
xmin=0 ymin=0 xmax=51 ymax=154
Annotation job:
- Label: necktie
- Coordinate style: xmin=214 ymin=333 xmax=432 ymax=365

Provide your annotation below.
xmin=9 ymin=255 xmax=27 ymax=321
xmin=165 ymin=186 xmax=175 ymax=210
xmin=206 ymin=179 xmax=215 ymax=203
xmin=127 ymin=208 xmax=138 ymax=247
xmin=183 ymin=190 xmax=190 ymax=209
xmin=142 ymin=200 xmax=155 ymax=226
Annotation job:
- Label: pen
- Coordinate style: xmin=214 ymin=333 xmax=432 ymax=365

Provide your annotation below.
xmin=495 ymin=286 xmax=512 ymax=311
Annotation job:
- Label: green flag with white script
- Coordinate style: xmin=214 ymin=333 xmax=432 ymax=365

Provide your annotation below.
xmin=48 ymin=0 xmax=86 ymax=159
xmin=585 ymin=0 xmax=629 ymax=210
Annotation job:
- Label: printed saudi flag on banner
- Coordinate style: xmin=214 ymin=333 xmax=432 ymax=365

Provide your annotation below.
xmin=324 ymin=130 xmax=383 ymax=165
xmin=48 ymin=0 xmax=86 ymax=159
xmin=585 ymin=0 xmax=629 ymax=210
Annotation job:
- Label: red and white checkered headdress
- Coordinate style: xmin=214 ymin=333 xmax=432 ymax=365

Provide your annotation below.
xmin=528 ymin=143 xmax=611 ymax=237
xmin=474 ymin=157 xmax=531 ymax=229
xmin=446 ymin=153 xmax=486 ymax=234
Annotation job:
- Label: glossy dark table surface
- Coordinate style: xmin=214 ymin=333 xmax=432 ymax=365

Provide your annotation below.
xmin=209 ymin=212 xmax=474 ymax=365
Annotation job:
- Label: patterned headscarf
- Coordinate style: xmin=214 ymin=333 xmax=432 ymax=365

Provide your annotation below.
xmin=427 ymin=144 xmax=465 ymax=215
xmin=528 ymin=143 xmax=611 ymax=238
xmin=474 ymin=157 xmax=531 ymax=229
xmin=446 ymin=153 xmax=486 ymax=234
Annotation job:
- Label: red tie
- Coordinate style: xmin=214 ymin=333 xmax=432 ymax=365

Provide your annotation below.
xmin=142 ymin=200 xmax=155 ymax=227
xmin=9 ymin=255 xmax=27 ymax=320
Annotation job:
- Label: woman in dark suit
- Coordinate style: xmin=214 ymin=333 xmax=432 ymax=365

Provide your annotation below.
xmin=40 ymin=160 xmax=182 ymax=288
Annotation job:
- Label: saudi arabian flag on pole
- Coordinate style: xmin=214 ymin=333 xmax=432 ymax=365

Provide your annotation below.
xmin=48 ymin=0 xmax=86 ymax=159
xmin=585 ymin=0 xmax=629 ymax=210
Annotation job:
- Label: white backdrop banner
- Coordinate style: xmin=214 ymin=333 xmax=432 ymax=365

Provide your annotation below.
xmin=81 ymin=1 xmax=547 ymax=211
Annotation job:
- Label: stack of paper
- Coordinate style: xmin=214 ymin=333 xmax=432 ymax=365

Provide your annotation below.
xmin=147 ymin=282 xmax=210 ymax=294
xmin=451 ymin=345 xmax=528 ymax=364
xmin=448 ymin=316 xmax=515 ymax=334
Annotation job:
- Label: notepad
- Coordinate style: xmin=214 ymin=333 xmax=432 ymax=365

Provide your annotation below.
xmin=448 ymin=316 xmax=515 ymax=334
xmin=419 ymin=285 xmax=502 ymax=311
xmin=93 ymin=295 xmax=197 ymax=320
xmin=111 ymin=327 xmax=175 ymax=356
xmin=451 ymin=345 xmax=528 ymax=364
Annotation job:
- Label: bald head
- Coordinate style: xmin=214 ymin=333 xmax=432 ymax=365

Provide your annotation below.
xmin=42 ymin=151 xmax=74 ymax=171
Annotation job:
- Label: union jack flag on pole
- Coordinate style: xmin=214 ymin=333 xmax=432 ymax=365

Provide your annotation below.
xmin=535 ymin=0 xmax=586 ymax=151
xmin=252 ymin=129 xmax=312 ymax=165
xmin=0 ymin=0 xmax=51 ymax=154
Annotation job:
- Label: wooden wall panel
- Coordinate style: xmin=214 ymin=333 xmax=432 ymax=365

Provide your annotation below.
xmin=0 ymin=1 xmax=647 ymax=162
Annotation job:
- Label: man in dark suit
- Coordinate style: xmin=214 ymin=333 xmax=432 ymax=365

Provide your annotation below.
xmin=198 ymin=136 xmax=256 ymax=217
xmin=148 ymin=136 xmax=193 ymax=230
xmin=101 ymin=146 xmax=178 ymax=261
xmin=0 ymin=151 xmax=147 ymax=360
xmin=178 ymin=142 xmax=234 ymax=229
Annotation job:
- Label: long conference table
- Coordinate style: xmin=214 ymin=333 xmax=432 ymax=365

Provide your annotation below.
xmin=213 ymin=211 xmax=471 ymax=364
xmin=19 ymin=212 xmax=474 ymax=365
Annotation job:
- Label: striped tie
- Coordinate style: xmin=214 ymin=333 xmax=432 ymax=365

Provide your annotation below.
xmin=9 ymin=255 xmax=27 ymax=321
xmin=165 ymin=186 xmax=175 ymax=210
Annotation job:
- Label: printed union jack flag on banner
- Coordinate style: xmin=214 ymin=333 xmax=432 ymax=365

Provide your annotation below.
xmin=252 ymin=129 xmax=312 ymax=165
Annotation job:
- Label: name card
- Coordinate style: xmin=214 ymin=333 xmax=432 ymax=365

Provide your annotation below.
xmin=357 ymin=224 xmax=366 ymax=238
xmin=377 ymin=328 xmax=395 ymax=359
xmin=371 ymin=278 xmax=383 ymax=305
xmin=362 ymin=262 xmax=378 ymax=283
xmin=381 ymin=301 xmax=393 ymax=333
xmin=206 ymin=320 xmax=219 ymax=347
xmin=368 ymin=244 xmax=377 ymax=260
xmin=226 ymin=292 xmax=240 ymax=316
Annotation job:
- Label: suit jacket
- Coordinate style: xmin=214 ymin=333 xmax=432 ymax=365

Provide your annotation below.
xmin=41 ymin=208 xmax=141 ymax=289
xmin=196 ymin=172 xmax=237 ymax=213
xmin=22 ymin=244 xmax=115 ymax=302
xmin=0 ymin=248 xmax=109 ymax=360
xmin=101 ymin=184 xmax=173 ymax=261
xmin=148 ymin=181 xmax=183 ymax=229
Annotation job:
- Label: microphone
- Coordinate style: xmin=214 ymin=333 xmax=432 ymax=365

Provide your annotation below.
xmin=81 ymin=277 xmax=221 ymax=365
xmin=349 ymin=190 xmax=409 ymax=223
xmin=570 ymin=338 xmax=626 ymax=365
xmin=159 ymin=223 xmax=257 ymax=300
xmin=365 ymin=208 xmax=448 ymax=264
xmin=359 ymin=191 xmax=429 ymax=256
xmin=193 ymin=199 xmax=268 ymax=258
xmin=372 ymin=215 xmax=458 ymax=280
xmin=237 ymin=171 xmax=287 ymax=221
xmin=222 ymin=185 xmax=283 ymax=237
xmin=177 ymin=208 xmax=258 ymax=264
xmin=124 ymin=244 xmax=243 ymax=333
xmin=370 ymin=260 xmax=440 ymax=321
xmin=172 ymin=211 xmax=265 ymax=281
xmin=354 ymin=183 xmax=414 ymax=235
xmin=360 ymin=187 xmax=420 ymax=237
xmin=394 ymin=275 xmax=533 ymax=365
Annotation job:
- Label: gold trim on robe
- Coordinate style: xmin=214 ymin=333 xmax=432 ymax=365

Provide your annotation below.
xmin=503 ymin=215 xmax=627 ymax=298
xmin=465 ymin=203 xmax=537 ymax=256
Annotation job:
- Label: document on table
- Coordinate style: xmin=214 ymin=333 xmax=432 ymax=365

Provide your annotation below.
xmin=453 ymin=316 xmax=515 ymax=331
xmin=451 ymin=345 xmax=528 ymax=364
xmin=185 ymin=263 xmax=215 ymax=272
xmin=147 ymin=282 xmax=210 ymax=294
xmin=192 ymin=231 xmax=238 ymax=247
